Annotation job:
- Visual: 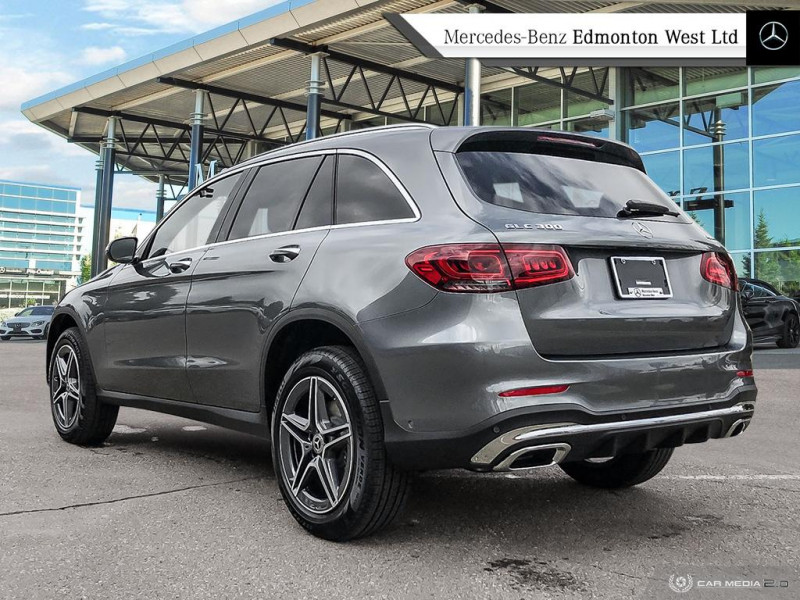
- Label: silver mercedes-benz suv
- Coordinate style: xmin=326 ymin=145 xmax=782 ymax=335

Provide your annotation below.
xmin=46 ymin=125 xmax=756 ymax=541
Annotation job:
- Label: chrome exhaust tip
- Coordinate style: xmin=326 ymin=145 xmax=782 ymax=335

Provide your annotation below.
xmin=493 ymin=443 xmax=571 ymax=472
xmin=724 ymin=418 xmax=751 ymax=438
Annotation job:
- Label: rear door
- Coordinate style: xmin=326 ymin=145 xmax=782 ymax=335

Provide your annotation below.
xmin=439 ymin=137 xmax=735 ymax=358
xmin=102 ymin=172 xmax=244 ymax=401
xmin=185 ymin=154 xmax=333 ymax=411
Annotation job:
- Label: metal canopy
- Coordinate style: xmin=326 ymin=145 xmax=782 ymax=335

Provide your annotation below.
xmin=23 ymin=0 xmax=794 ymax=187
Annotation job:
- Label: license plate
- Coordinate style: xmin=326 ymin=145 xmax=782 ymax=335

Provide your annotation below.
xmin=611 ymin=256 xmax=672 ymax=299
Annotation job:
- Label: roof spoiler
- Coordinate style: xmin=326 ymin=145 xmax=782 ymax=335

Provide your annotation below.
xmin=430 ymin=127 xmax=645 ymax=173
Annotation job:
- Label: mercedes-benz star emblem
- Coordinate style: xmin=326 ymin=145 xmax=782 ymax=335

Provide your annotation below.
xmin=759 ymin=21 xmax=789 ymax=51
xmin=632 ymin=221 xmax=653 ymax=238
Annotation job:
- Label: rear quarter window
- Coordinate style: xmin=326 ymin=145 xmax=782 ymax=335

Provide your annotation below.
xmin=335 ymin=155 xmax=415 ymax=225
xmin=456 ymin=151 xmax=686 ymax=221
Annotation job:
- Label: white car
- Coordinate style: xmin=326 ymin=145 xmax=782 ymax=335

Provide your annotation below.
xmin=0 ymin=305 xmax=55 ymax=340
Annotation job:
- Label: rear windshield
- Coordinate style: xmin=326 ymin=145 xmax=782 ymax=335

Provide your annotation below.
xmin=456 ymin=151 xmax=686 ymax=221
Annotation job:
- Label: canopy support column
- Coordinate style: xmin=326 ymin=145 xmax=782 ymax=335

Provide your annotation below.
xmin=306 ymin=52 xmax=326 ymax=141
xmin=156 ymin=174 xmax=166 ymax=223
xmin=90 ymin=157 xmax=104 ymax=277
xmin=188 ymin=89 xmax=206 ymax=190
xmin=463 ymin=4 xmax=484 ymax=126
xmin=95 ymin=116 xmax=117 ymax=274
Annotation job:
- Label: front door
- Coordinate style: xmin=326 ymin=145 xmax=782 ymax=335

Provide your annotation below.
xmin=101 ymin=171 xmax=245 ymax=402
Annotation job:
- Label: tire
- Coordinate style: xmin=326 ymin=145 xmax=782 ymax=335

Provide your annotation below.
xmin=777 ymin=313 xmax=800 ymax=349
xmin=49 ymin=327 xmax=118 ymax=445
xmin=559 ymin=448 xmax=674 ymax=489
xmin=272 ymin=345 xmax=409 ymax=541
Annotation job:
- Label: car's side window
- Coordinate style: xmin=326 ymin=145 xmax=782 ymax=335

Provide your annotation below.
xmin=228 ymin=156 xmax=323 ymax=241
xmin=335 ymin=155 xmax=414 ymax=225
xmin=294 ymin=156 xmax=334 ymax=230
xmin=148 ymin=173 xmax=242 ymax=258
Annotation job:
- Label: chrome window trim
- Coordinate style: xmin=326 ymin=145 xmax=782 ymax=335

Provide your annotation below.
xmin=136 ymin=148 xmax=421 ymax=263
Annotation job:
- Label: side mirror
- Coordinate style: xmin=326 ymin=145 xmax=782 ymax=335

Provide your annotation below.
xmin=106 ymin=237 xmax=139 ymax=265
xmin=741 ymin=288 xmax=754 ymax=300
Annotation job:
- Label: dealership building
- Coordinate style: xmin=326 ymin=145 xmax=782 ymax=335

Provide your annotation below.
xmin=20 ymin=0 xmax=800 ymax=293
xmin=0 ymin=180 xmax=84 ymax=308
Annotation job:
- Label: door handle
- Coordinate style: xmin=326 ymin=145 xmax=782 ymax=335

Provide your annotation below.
xmin=269 ymin=245 xmax=301 ymax=263
xmin=168 ymin=257 xmax=193 ymax=273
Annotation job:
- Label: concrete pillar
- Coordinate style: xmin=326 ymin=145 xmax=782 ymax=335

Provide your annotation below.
xmin=156 ymin=174 xmax=166 ymax=223
xmin=188 ymin=89 xmax=206 ymax=190
xmin=306 ymin=52 xmax=326 ymax=141
xmin=463 ymin=4 xmax=484 ymax=126
xmin=95 ymin=116 xmax=117 ymax=274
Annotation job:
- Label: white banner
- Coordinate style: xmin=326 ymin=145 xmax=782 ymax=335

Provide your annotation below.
xmin=392 ymin=13 xmax=747 ymax=61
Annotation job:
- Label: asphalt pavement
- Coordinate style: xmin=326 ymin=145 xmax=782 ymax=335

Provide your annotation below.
xmin=0 ymin=340 xmax=798 ymax=599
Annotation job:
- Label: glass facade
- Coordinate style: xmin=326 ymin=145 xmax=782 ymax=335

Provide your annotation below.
xmin=623 ymin=67 xmax=800 ymax=295
xmin=329 ymin=66 xmax=800 ymax=294
xmin=0 ymin=180 xmax=81 ymax=307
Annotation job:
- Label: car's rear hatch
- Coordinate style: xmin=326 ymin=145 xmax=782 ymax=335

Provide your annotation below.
xmin=433 ymin=128 xmax=736 ymax=358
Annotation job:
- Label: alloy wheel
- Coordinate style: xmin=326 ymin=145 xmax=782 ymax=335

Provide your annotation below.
xmin=278 ymin=375 xmax=355 ymax=515
xmin=790 ymin=318 xmax=800 ymax=346
xmin=51 ymin=345 xmax=81 ymax=429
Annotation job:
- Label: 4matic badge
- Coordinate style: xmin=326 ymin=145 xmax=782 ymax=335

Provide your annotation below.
xmin=505 ymin=223 xmax=564 ymax=230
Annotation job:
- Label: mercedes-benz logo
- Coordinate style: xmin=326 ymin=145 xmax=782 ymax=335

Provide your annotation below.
xmin=759 ymin=21 xmax=789 ymax=51
xmin=632 ymin=221 xmax=653 ymax=238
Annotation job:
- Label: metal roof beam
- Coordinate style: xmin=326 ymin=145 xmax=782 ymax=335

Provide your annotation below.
xmin=270 ymin=38 xmax=463 ymax=95
xmin=72 ymin=107 xmax=287 ymax=144
xmin=157 ymin=77 xmax=348 ymax=121
xmin=508 ymin=67 xmax=613 ymax=105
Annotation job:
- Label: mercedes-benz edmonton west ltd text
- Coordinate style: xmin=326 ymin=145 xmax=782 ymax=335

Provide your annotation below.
xmin=46 ymin=126 xmax=757 ymax=541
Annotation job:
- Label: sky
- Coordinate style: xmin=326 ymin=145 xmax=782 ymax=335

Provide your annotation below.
xmin=0 ymin=0 xmax=279 ymax=212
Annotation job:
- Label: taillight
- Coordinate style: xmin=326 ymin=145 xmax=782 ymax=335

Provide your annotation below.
xmin=701 ymin=252 xmax=737 ymax=290
xmin=405 ymin=244 xmax=573 ymax=293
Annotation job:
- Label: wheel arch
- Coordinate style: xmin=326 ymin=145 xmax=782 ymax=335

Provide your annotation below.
xmin=262 ymin=308 xmax=388 ymax=418
xmin=46 ymin=310 xmax=84 ymax=379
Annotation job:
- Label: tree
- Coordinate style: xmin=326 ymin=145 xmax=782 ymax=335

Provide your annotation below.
xmin=79 ymin=254 xmax=92 ymax=285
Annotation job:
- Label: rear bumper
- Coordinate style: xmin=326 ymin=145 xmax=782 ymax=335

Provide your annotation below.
xmin=382 ymin=386 xmax=756 ymax=471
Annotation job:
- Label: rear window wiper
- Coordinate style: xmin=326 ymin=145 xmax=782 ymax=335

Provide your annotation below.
xmin=617 ymin=199 xmax=679 ymax=219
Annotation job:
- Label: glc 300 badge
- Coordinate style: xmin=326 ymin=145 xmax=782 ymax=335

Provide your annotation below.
xmin=505 ymin=223 xmax=563 ymax=230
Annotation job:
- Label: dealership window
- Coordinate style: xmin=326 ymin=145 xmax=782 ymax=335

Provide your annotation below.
xmin=683 ymin=92 xmax=749 ymax=146
xmin=753 ymin=134 xmax=800 ymax=188
xmin=515 ymin=82 xmax=560 ymax=126
xmin=625 ymin=67 xmax=679 ymax=106
xmin=481 ymin=89 xmax=512 ymax=126
xmin=683 ymin=141 xmax=750 ymax=194
xmin=625 ymin=103 xmax=680 ymax=153
xmin=752 ymin=80 xmax=800 ymax=136
xmin=641 ymin=151 xmax=680 ymax=198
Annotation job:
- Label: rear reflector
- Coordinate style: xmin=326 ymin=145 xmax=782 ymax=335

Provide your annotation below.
xmin=498 ymin=384 xmax=570 ymax=398
xmin=736 ymin=370 xmax=754 ymax=378
xmin=701 ymin=251 xmax=737 ymax=290
xmin=406 ymin=243 xmax=574 ymax=293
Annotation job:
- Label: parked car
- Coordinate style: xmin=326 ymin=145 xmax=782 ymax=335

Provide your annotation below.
xmin=45 ymin=125 xmax=756 ymax=541
xmin=739 ymin=278 xmax=800 ymax=348
xmin=1 ymin=305 xmax=54 ymax=340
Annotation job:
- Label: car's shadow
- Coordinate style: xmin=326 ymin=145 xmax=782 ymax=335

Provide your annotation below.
xmin=103 ymin=422 xmax=708 ymax=558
